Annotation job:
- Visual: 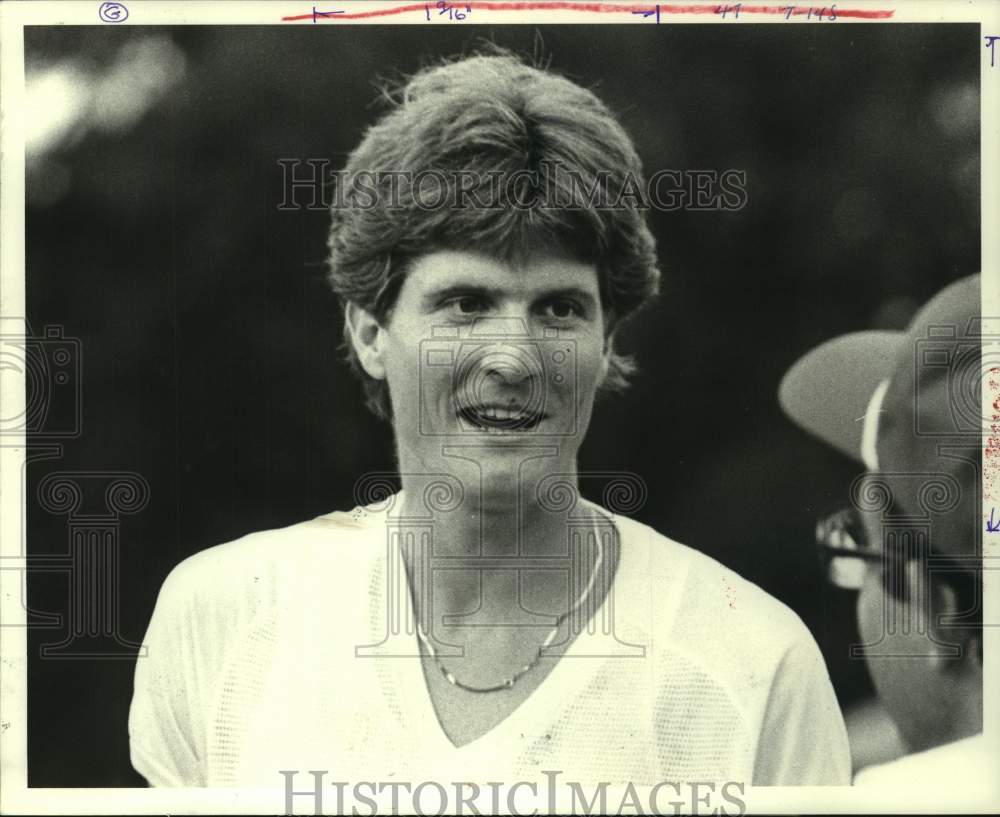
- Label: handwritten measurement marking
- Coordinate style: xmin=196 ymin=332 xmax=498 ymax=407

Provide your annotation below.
xmin=777 ymin=5 xmax=838 ymax=20
xmin=312 ymin=6 xmax=344 ymax=23
xmin=426 ymin=1 xmax=472 ymax=20
xmin=281 ymin=3 xmax=893 ymax=23
xmin=632 ymin=4 xmax=661 ymax=23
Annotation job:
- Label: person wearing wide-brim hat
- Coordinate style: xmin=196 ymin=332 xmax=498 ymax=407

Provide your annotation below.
xmin=780 ymin=273 xmax=988 ymax=785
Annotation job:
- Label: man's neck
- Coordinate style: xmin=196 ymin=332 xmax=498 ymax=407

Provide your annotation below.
xmin=392 ymin=471 xmax=598 ymax=625
xmin=398 ymin=482 xmax=578 ymax=555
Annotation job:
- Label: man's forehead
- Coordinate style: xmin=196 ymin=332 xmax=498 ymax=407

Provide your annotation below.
xmin=404 ymin=249 xmax=601 ymax=295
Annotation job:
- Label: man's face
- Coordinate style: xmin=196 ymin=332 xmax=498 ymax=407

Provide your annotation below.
xmin=371 ymin=248 xmax=609 ymax=499
xmin=856 ymin=561 xmax=937 ymax=752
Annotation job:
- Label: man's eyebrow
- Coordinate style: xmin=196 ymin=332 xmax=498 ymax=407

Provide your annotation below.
xmin=421 ymin=284 xmax=503 ymax=307
xmin=540 ymin=287 xmax=599 ymax=307
xmin=421 ymin=284 xmax=599 ymax=308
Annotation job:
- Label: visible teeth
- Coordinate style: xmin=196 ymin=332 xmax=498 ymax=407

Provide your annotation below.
xmin=458 ymin=405 xmax=542 ymax=431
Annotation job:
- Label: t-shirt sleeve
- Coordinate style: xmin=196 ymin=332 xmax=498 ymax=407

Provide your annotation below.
xmin=128 ymin=564 xmax=206 ymax=787
xmin=752 ymin=632 xmax=852 ymax=786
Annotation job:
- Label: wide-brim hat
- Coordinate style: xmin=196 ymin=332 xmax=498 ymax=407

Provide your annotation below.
xmin=778 ymin=274 xmax=982 ymax=559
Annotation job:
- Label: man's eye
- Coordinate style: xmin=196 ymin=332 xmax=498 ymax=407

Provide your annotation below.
xmin=541 ymin=299 xmax=583 ymax=320
xmin=444 ymin=296 xmax=486 ymax=315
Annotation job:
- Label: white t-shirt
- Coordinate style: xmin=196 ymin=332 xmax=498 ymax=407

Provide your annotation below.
xmin=853 ymin=733 xmax=993 ymax=788
xmin=128 ymin=497 xmax=851 ymax=787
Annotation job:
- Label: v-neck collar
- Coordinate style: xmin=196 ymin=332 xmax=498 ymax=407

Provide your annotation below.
xmin=372 ymin=492 xmax=626 ymax=763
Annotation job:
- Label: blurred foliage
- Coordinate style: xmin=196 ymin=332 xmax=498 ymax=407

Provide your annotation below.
xmin=25 ymin=23 xmax=979 ymax=785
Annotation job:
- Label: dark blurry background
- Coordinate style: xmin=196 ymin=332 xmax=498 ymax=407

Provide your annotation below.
xmin=24 ymin=23 xmax=979 ymax=786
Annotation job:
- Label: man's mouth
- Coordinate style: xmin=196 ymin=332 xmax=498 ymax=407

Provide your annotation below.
xmin=457 ymin=404 xmax=545 ymax=432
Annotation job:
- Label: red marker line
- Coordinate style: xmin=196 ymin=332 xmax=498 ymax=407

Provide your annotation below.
xmin=282 ymin=2 xmax=895 ymax=22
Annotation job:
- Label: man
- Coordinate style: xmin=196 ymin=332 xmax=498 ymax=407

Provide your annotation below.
xmin=779 ymin=274 xmax=988 ymax=785
xmin=129 ymin=49 xmax=850 ymax=790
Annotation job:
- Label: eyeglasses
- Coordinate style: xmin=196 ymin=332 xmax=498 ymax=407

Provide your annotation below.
xmin=815 ymin=507 xmax=882 ymax=591
xmin=817 ymin=506 xmax=980 ymax=594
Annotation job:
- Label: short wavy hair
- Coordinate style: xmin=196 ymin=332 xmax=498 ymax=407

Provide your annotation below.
xmin=327 ymin=48 xmax=661 ymax=420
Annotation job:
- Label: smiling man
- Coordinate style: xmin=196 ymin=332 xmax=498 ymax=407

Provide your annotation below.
xmin=128 ymin=49 xmax=851 ymax=793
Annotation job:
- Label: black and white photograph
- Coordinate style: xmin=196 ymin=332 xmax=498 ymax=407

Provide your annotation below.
xmin=1 ymin=0 xmax=998 ymax=813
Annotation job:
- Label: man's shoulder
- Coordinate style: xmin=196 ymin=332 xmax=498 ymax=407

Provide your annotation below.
xmin=153 ymin=506 xmax=382 ymax=617
xmin=613 ymin=512 xmax=815 ymax=658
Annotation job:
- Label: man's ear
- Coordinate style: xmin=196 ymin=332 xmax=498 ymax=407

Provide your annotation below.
xmin=596 ymin=331 xmax=615 ymax=389
xmin=344 ymin=302 xmax=387 ymax=381
xmin=597 ymin=346 xmax=611 ymax=389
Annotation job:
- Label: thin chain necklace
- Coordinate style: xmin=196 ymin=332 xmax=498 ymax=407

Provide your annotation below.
xmin=415 ymin=530 xmax=605 ymax=694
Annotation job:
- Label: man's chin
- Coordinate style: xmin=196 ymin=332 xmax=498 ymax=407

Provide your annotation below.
xmin=477 ymin=451 xmax=577 ymax=491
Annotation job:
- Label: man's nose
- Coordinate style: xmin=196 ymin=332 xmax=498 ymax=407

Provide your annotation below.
xmin=483 ymin=356 xmax=533 ymax=386
xmin=465 ymin=312 xmax=544 ymax=390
